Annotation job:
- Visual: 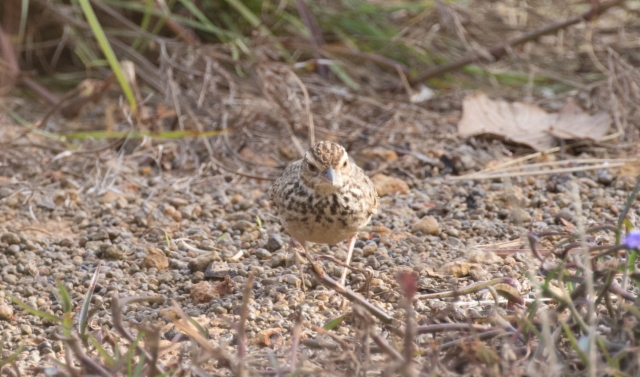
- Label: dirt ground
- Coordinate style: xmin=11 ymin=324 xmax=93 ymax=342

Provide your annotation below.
xmin=1 ymin=0 xmax=640 ymax=375
xmin=1 ymin=85 xmax=639 ymax=375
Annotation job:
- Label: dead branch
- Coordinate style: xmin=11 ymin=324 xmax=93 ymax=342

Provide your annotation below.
xmin=404 ymin=0 xmax=626 ymax=88
xmin=302 ymin=253 xmax=394 ymax=325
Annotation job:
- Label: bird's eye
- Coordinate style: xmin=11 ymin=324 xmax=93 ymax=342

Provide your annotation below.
xmin=308 ymin=163 xmax=317 ymax=172
xmin=343 ymin=161 xmax=348 ymax=168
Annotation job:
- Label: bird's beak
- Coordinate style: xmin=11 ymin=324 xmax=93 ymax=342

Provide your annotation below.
xmin=322 ymin=167 xmax=341 ymax=187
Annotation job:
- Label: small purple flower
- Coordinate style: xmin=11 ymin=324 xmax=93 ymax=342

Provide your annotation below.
xmin=623 ymin=230 xmax=640 ymax=249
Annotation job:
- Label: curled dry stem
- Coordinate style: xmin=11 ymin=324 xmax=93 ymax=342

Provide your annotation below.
xmin=56 ymin=333 xmax=111 ymax=377
xmin=110 ymin=294 xmax=166 ymax=375
xmin=289 ymin=305 xmax=303 ymax=372
xmin=237 ymin=272 xmax=255 ymax=362
xmin=170 ymin=300 xmax=239 ymax=374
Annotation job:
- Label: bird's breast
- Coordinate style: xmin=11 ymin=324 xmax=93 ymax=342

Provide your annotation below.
xmin=278 ymin=189 xmax=371 ymax=244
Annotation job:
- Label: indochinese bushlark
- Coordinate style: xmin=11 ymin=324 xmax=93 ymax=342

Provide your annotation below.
xmin=269 ymin=141 xmax=380 ymax=286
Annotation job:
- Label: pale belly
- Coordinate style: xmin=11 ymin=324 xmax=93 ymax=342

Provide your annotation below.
xmin=281 ymin=214 xmax=371 ymax=245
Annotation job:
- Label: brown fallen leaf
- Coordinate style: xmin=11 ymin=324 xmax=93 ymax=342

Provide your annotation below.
xmin=458 ymin=91 xmax=611 ymax=151
xmin=550 ymin=98 xmax=612 ymax=141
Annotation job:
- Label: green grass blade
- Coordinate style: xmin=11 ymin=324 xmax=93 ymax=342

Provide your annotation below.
xmin=133 ymin=354 xmax=146 ymax=377
xmin=628 ymin=250 xmax=638 ymax=278
xmin=225 ymin=0 xmax=291 ymax=61
xmin=225 ymin=0 xmax=260 ymax=27
xmin=102 ymin=0 xmax=233 ymax=40
xmin=328 ymin=63 xmax=360 ymax=90
xmin=60 ymin=129 xmax=228 ymax=140
xmin=88 ymin=336 xmax=116 ymax=368
xmin=79 ymin=261 xmax=102 ymax=336
xmin=76 ymin=0 xmax=138 ymax=117
xmin=0 ymin=345 xmax=23 ymax=369
xmin=560 ymin=321 xmax=588 ymax=366
xmin=186 ymin=316 xmax=209 ymax=338
xmin=616 ymin=174 xmax=640 ymax=244
xmin=131 ymin=0 xmax=156 ymax=52
xmin=126 ymin=333 xmax=144 ymax=376
xmin=323 ymin=312 xmax=351 ymax=330
xmin=164 ymin=230 xmax=171 ymax=248
xmin=177 ymin=0 xmax=230 ymax=41
xmin=7 ymin=293 xmax=61 ymax=324
xmin=0 ymin=103 xmax=64 ymax=141
xmin=56 ymin=282 xmax=73 ymax=313
xmin=19 ymin=0 xmax=29 ymax=41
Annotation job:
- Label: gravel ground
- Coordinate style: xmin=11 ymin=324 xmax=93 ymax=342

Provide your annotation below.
xmin=0 ymin=122 xmax=638 ymax=373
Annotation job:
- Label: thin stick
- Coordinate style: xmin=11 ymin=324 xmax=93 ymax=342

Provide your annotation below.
xmin=371 ymin=334 xmax=404 ymax=362
xmin=289 ymin=306 xmax=303 ymax=372
xmin=461 ymin=132 xmax=621 ymax=176
xmin=438 ymin=330 xmax=503 ymax=350
xmin=416 ymin=323 xmax=491 ymax=334
xmin=339 ymin=235 xmax=357 ymax=286
xmin=289 ymin=71 xmax=315 ymax=146
xmin=300 ymin=247 xmax=394 ymax=325
xmin=237 ymin=272 xmax=255 ymax=360
xmin=465 ymin=157 xmax=636 ymax=178
xmin=415 ymin=277 xmax=518 ymax=300
xmin=448 ymin=162 xmax=627 ymax=181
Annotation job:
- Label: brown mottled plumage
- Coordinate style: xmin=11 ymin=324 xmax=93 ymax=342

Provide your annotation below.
xmin=269 ymin=141 xmax=379 ymax=285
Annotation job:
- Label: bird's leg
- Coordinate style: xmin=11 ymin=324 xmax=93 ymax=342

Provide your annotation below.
xmin=288 ymin=238 xmax=307 ymax=292
xmin=339 ymin=234 xmax=357 ymax=286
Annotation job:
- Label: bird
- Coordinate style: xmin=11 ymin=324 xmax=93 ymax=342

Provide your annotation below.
xmin=269 ymin=140 xmax=380 ymax=286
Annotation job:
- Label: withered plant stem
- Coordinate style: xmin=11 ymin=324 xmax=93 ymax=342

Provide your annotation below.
xmin=237 ymin=272 xmax=255 ymax=361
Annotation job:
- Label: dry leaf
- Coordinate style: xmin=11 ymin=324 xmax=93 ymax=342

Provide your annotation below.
xmin=458 ymin=91 xmax=611 ymax=151
xmin=550 ymin=98 xmax=611 ymax=140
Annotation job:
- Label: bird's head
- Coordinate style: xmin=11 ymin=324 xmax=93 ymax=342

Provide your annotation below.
xmin=300 ymin=141 xmax=352 ymax=194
